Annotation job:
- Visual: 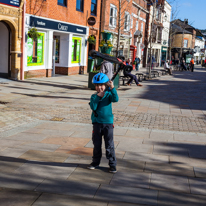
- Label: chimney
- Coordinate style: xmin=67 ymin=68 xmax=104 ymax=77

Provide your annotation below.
xmin=184 ymin=19 xmax=188 ymax=24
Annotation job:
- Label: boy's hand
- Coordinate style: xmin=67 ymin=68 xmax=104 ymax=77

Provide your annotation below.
xmin=97 ymin=92 xmax=105 ymax=97
xmin=107 ymin=81 xmax=114 ymax=89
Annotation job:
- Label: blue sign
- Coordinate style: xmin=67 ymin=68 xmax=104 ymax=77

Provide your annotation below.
xmin=30 ymin=16 xmax=87 ymax=35
xmin=0 ymin=0 xmax=19 ymax=7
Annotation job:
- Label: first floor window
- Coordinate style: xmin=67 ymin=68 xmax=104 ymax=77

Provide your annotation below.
xmin=58 ymin=0 xmax=67 ymax=6
xmin=124 ymin=12 xmax=130 ymax=31
xmin=76 ymin=0 xmax=84 ymax=11
xmin=91 ymin=0 xmax=97 ymax=16
xmin=141 ymin=22 xmax=143 ymax=32
xmin=71 ymin=37 xmax=81 ymax=63
xmin=109 ymin=4 xmax=117 ymax=27
xmin=184 ymin=39 xmax=188 ymax=47
xmin=27 ymin=33 xmax=44 ymax=66
xmin=136 ymin=21 xmax=138 ymax=30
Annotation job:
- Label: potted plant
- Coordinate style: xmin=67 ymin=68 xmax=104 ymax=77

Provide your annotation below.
xmin=88 ymin=35 xmax=96 ymax=45
xmin=99 ymin=40 xmax=113 ymax=54
xmin=28 ymin=27 xmax=40 ymax=40
xmin=101 ymin=31 xmax=112 ymax=40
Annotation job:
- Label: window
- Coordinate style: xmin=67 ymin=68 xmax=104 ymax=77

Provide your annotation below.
xmin=136 ymin=21 xmax=138 ymax=30
xmin=54 ymin=36 xmax=60 ymax=63
xmin=141 ymin=22 xmax=143 ymax=32
xmin=91 ymin=0 xmax=97 ymax=16
xmin=76 ymin=0 xmax=84 ymax=12
xmin=124 ymin=12 xmax=130 ymax=31
xmin=109 ymin=4 xmax=117 ymax=27
xmin=27 ymin=33 xmax=44 ymax=66
xmin=184 ymin=39 xmax=188 ymax=47
xmin=58 ymin=0 xmax=67 ymax=7
xmin=131 ymin=17 xmax=133 ymax=29
xmin=71 ymin=37 xmax=81 ymax=63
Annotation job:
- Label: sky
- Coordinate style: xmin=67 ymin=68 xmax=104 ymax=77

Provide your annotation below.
xmin=169 ymin=0 xmax=205 ymax=30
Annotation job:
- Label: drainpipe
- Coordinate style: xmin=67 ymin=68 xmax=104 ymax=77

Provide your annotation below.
xmin=20 ymin=0 xmax=25 ymax=80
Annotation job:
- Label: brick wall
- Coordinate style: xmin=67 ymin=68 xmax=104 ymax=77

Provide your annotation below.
xmin=55 ymin=66 xmax=86 ymax=75
xmin=24 ymin=69 xmax=52 ymax=79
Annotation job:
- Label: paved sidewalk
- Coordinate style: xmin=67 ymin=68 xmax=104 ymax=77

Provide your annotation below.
xmin=0 ymin=66 xmax=206 ymax=205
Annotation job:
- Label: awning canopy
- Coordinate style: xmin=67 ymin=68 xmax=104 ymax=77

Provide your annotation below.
xmin=134 ymin=30 xmax=142 ymax=38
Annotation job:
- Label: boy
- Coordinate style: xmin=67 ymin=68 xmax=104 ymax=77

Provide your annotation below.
xmin=88 ymin=73 xmax=119 ymax=173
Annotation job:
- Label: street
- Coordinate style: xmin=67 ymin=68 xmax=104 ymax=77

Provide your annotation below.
xmin=0 ymin=66 xmax=206 ymax=205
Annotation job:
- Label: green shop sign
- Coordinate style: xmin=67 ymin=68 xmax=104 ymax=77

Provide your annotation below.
xmin=71 ymin=37 xmax=82 ymax=64
xmin=27 ymin=32 xmax=44 ymax=66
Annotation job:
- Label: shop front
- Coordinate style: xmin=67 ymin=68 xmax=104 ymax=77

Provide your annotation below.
xmin=24 ymin=15 xmax=89 ymax=78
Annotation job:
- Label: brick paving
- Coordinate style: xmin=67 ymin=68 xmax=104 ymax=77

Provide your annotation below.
xmin=0 ymin=66 xmax=206 ymax=205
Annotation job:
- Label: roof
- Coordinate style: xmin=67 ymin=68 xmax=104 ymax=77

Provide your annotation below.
xmin=171 ymin=23 xmax=192 ymax=35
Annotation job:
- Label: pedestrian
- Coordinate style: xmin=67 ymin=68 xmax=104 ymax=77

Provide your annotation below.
xmin=190 ymin=58 xmax=194 ymax=72
xmin=123 ymin=64 xmax=142 ymax=86
xmin=164 ymin=60 xmax=173 ymax=75
xmin=100 ymin=60 xmax=114 ymax=80
xmin=88 ymin=73 xmax=119 ymax=173
xmin=134 ymin=55 xmax=141 ymax=71
xmin=126 ymin=58 xmax=132 ymax=65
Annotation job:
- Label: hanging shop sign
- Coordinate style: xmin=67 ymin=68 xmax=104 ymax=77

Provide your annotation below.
xmin=87 ymin=17 xmax=96 ymax=26
xmin=30 ymin=16 xmax=87 ymax=35
xmin=0 ymin=0 xmax=19 ymax=7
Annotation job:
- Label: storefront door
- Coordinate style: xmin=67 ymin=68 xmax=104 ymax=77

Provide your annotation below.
xmin=0 ymin=22 xmax=10 ymax=78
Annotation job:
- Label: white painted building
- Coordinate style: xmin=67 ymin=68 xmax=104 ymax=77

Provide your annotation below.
xmin=24 ymin=14 xmax=89 ymax=78
xmin=194 ymin=36 xmax=205 ymax=62
xmin=160 ymin=0 xmax=171 ymax=66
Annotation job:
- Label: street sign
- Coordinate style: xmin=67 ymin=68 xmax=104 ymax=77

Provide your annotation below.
xmin=140 ymin=43 xmax=145 ymax=49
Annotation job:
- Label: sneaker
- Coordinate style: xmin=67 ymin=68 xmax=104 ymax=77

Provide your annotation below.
xmin=109 ymin=166 xmax=117 ymax=173
xmin=88 ymin=162 xmax=99 ymax=170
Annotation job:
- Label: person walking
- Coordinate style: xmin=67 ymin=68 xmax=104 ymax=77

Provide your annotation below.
xmin=190 ymin=58 xmax=194 ymax=72
xmin=134 ymin=55 xmax=141 ymax=71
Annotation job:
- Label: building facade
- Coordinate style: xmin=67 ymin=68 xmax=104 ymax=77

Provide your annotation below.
xmin=0 ymin=0 xmax=22 ymax=80
xmin=24 ymin=0 xmax=101 ymax=78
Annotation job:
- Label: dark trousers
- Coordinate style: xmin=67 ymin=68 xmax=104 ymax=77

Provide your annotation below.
xmin=124 ymin=72 xmax=139 ymax=85
xmin=191 ymin=64 xmax=194 ymax=72
xmin=92 ymin=123 xmax=116 ymax=167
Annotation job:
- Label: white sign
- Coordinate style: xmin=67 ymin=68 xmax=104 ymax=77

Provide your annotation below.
xmin=140 ymin=43 xmax=145 ymax=49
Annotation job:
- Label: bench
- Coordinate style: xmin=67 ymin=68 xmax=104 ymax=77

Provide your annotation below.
xmin=120 ymin=76 xmax=130 ymax=85
xmin=135 ymin=73 xmax=144 ymax=82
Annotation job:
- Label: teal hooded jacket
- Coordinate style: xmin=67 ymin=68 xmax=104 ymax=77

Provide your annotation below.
xmin=90 ymin=88 xmax=119 ymax=124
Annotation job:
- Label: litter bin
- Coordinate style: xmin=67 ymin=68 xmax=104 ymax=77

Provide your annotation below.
xmin=87 ymin=58 xmax=94 ymax=73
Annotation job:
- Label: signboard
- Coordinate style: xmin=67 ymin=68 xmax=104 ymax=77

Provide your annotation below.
xmin=30 ymin=16 xmax=87 ymax=35
xmin=186 ymin=54 xmax=192 ymax=64
xmin=0 ymin=0 xmax=19 ymax=7
xmin=140 ymin=43 xmax=145 ymax=49
xmin=87 ymin=17 xmax=96 ymax=26
xmin=71 ymin=37 xmax=81 ymax=64
xmin=27 ymin=33 xmax=44 ymax=66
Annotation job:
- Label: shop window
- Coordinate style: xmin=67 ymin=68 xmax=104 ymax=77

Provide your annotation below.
xmin=76 ymin=0 xmax=84 ymax=12
xmin=58 ymin=0 xmax=67 ymax=7
xmin=54 ymin=36 xmax=60 ymax=63
xmin=71 ymin=37 xmax=81 ymax=64
xmin=109 ymin=4 xmax=117 ymax=27
xmin=91 ymin=0 xmax=97 ymax=16
xmin=27 ymin=33 xmax=44 ymax=66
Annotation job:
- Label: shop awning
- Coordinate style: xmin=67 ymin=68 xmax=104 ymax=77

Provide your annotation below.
xmin=134 ymin=30 xmax=142 ymax=38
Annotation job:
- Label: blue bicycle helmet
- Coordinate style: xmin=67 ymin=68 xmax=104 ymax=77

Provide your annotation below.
xmin=92 ymin=73 xmax=109 ymax=84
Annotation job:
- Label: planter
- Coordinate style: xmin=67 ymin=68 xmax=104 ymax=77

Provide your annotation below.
xmin=101 ymin=32 xmax=112 ymax=41
xmin=113 ymin=74 xmax=119 ymax=89
xmin=88 ymin=72 xmax=97 ymax=90
xmin=99 ymin=47 xmax=106 ymax=53
xmin=105 ymin=47 xmax=112 ymax=54
xmin=87 ymin=58 xmax=94 ymax=73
